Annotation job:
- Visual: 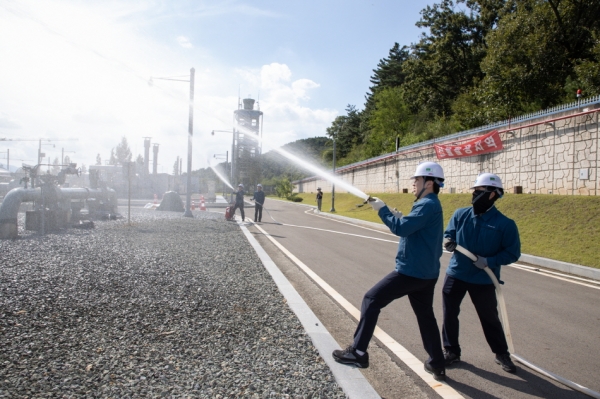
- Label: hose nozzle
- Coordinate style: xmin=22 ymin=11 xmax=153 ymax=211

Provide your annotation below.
xmin=357 ymin=196 xmax=375 ymax=207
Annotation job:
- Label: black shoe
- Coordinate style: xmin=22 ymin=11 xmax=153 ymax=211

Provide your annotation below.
xmin=444 ymin=350 xmax=460 ymax=366
xmin=495 ymin=353 xmax=517 ymax=373
xmin=332 ymin=346 xmax=369 ymax=368
xmin=424 ymin=362 xmax=446 ymax=381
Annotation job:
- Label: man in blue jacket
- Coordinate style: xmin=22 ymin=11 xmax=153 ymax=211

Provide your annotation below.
xmin=230 ymin=183 xmax=245 ymax=221
xmin=250 ymin=184 xmax=265 ymax=222
xmin=442 ymin=173 xmax=521 ymax=373
xmin=332 ymin=161 xmax=447 ymax=381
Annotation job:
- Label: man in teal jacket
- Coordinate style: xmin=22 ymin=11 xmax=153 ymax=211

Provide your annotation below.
xmin=443 ymin=173 xmax=521 ymax=373
xmin=332 ymin=161 xmax=447 ymax=381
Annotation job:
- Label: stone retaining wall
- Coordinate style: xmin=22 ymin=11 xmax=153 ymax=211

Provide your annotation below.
xmin=296 ymin=106 xmax=600 ymax=196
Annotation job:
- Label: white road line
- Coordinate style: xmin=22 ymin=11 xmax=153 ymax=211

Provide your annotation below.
xmin=261 ymin=205 xmax=600 ymax=288
xmin=250 ymin=221 xmax=464 ymax=399
xmin=508 ymin=263 xmax=600 ymax=290
xmin=278 ymin=223 xmax=399 ymax=244
xmin=304 ymin=209 xmax=397 ymax=237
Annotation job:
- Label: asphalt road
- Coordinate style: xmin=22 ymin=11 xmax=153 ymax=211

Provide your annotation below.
xmin=244 ymin=198 xmax=600 ymax=399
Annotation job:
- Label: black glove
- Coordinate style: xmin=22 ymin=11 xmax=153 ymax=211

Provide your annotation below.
xmin=444 ymin=239 xmax=457 ymax=252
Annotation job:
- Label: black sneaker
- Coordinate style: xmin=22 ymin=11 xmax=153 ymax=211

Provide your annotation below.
xmin=332 ymin=346 xmax=369 ymax=368
xmin=495 ymin=353 xmax=517 ymax=373
xmin=424 ymin=362 xmax=446 ymax=381
xmin=444 ymin=350 xmax=460 ymax=366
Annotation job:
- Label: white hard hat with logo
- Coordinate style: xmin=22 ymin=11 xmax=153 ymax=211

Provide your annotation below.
xmin=411 ymin=161 xmax=445 ymax=182
xmin=257 ymin=184 xmax=262 ymax=187
xmin=472 ymin=173 xmax=503 ymax=189
xmin=238 ymin=183 xmax=244 ymax=188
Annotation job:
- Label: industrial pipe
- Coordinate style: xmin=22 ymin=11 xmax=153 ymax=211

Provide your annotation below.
xmin=0 ymin=186 xmax=117 ymax=239
xmin=0 ymin=188 xmax=41 ymax=239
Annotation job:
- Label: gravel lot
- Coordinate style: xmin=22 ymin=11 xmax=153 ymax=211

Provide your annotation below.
xmin=0 ymin=209 xmax=347 ymax=398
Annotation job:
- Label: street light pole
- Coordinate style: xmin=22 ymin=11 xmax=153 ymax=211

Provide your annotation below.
xmin=330 ymin=136 xmax=336 ymax=212
xmin=149 ymin=69 xmax=195 ymax=217
xmin=183 ymin=68 xmax=195 ymax=217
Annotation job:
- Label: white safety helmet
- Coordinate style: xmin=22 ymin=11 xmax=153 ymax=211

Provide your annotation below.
xmin=472 ymin=173 xmax=503 ymax=189
xmin=257 ymin=184 xmax=262 ymax=188
xmin=472 ymin=173 xmax=503 ymax=197
xmin=238 ymin=183 xmax=244 ymax=188
xmin=411 ymin=162 xmax=445 ymax=186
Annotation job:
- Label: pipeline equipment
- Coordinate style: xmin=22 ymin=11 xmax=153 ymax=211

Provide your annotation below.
xmin=0 ymin=164 xmax=118 ymax=239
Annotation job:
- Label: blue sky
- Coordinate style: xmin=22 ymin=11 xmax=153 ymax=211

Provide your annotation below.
xmin=0 ymin=0 xmax=435 ymax=172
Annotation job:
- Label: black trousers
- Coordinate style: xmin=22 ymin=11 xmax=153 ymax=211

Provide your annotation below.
xmin=254 ymin=203 xmax=263 ymax=222
xmin=353 ymin=271 xmax=445 ymax=369
xmin=231 ymin=203 xmax=245 ymax=221
xmin=442 ymin=275 xmax=509 ymax=356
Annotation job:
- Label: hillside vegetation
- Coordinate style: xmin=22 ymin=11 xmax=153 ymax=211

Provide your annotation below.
xmin=287 ymin=192 xmax=600 ymax=269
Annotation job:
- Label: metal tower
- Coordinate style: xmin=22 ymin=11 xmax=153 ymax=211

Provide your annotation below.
xmin=233 ymin=97 xmax=263 ymax=186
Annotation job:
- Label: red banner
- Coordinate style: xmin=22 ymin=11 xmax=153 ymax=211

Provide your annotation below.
xmin=434 ymin=130 xmax=503 ymax=159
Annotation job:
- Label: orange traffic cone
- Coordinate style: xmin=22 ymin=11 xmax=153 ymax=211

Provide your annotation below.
xmin=200 ymin=198 xmax=206 ymax=211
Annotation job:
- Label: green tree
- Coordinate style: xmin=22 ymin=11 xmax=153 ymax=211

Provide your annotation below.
xmin=63 ymin=155 xmax=71 ymax=165
xmin=325 ymin=106 xmax=363 ymax=161
xmin=402 ymin=0 xmax=488 ymax=116
xmin=572 ymin=39 xmax=600 ymax=97
xmin=475 ymin=0 xmax=600 ymax=119
xmin=108 ymin=149 xmax=117 ymax=165
xmin=274 ymin=177 xmax=293 ymax=198
xmin=114 ymin=136 xmax=132 ymax=165
xmin=365 ymin=43 xmax=410 ymax=112
xmin=95 ymin=154 xmax=102 ymax=165
xmin=366 ymin=87 xmax=415 ymax=157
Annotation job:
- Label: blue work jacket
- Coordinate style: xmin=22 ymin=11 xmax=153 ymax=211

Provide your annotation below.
xmin=234 ymin=190 xmax=245 ymax=205
xmin=378 ymin=193 xmax=443 ymax=280
xmin=252 ymin=190 xmax=265 ymax=205
xmin=444 ymin=206 xmax=521 ymax=284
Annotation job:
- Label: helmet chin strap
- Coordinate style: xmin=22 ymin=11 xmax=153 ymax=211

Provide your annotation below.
xmin=415 ymin=178 xmax=428 ymax=201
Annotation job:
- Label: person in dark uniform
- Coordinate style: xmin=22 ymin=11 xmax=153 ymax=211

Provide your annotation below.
xmin=332 ymin=161 xmax=448 ymax=381
xmin=251 ymin=184 xmax=265 ymax=222
xmin=316 ymin=187 xmax=323 ymax=211
xmin=230 ymin=183 xmax=245 ymax=221
xmin=442 ymin=173 xmax=521 ymax=373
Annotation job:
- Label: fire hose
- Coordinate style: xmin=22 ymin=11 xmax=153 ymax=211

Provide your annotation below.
xmin=445 ymin=239 xmax=600 ymax=399
xmin=249 ymin=200 xmax=282 ymax=225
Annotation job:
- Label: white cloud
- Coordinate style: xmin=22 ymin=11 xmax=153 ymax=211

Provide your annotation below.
xmin=0 ymin=1 xmax=338 ymax=173
xmin=0 ymin=113 xmax=20 ymax=129
xmin=176 ymin=36 xmax=193 ymax=48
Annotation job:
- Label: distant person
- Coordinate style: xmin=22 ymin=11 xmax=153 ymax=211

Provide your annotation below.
xmin=442 ymin=173 xmax=521 ymax=373
xmin=230 ymin=183 xmax=245 ymax=221
xmin=251 ymin=184 xmax=265 ymax=222
xmin=332 ymin=161 xmax=447 ymax=381
xmin=316 ymin=187 xmax=323 ymax=211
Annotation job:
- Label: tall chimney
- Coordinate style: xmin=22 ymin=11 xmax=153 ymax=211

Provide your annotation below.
xmin=153 ymin=144 xmax=159 ymax=175
xmin=144 ymin=137 xmax=151 ymax=175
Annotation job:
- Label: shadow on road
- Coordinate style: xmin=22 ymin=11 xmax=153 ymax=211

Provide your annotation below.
xmin=447 ymin=361 xmax=586 ymax=399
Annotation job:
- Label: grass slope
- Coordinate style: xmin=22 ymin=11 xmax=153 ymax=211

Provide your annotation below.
xmin=284 ymin=192 xmax=600 ymax=269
